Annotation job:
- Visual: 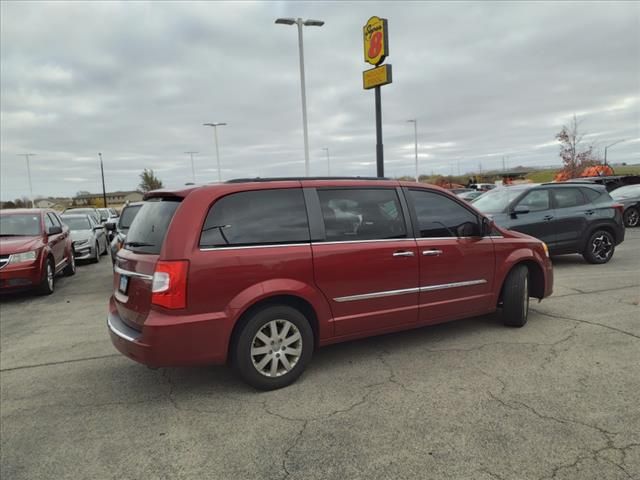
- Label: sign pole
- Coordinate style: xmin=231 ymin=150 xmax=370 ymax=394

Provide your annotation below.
xmin=362 ymin=16 xmax=390 ymax=179
xmin=375 ymin=86 xmax=384 ymax=177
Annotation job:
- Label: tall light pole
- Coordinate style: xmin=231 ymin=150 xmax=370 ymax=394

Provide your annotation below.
xmin=604 ymin=140 xmax=625 ymax=166
xmin=203 ymin=123 xmax=227 ymax=181
xmin=407 ymin=120 xmax=418 ymax=181
xmin=98 ymin=153 xmax=108 ymax=208
xmin=322 ymin=147 xmax=330 ymax=176
xmin=275 ymin=17 xmax=324 ymax=176
xmin=17 ymin=153 xmax=36 ymax=207
xmin=185 ymin=151 xmax=198 ymax=183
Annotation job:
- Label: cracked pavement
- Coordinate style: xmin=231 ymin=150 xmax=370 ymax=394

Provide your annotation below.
xmin=1 ymin=230 xmax=639 ymax=479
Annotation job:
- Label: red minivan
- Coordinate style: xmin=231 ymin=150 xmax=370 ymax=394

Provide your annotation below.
xmin=108 ymin=178 xmax=553 ymax=390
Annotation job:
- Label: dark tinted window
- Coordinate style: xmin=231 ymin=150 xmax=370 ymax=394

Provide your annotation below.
xmin=317 ymin=189 xmax=406 ymax=241
xmin=119 ymin=205 xmax=141 ymax=230
xmin=553 ymin=188 xmax=586 ymax=208
xmin=515 ymin=189 xmax=550 ymax=212
xmin=200 ymin=189 xmax=309 ymax=247
xmin=125 ymin=199 xmax=181 ymax=254
xmin=581 ymin=187 xmax=606 ymax=203
xmin=409 ymin=189 xmax=479 ymax=238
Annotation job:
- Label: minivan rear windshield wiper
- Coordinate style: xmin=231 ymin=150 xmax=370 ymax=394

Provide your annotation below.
xmin=124 ymin=241 xmax=155 ymax=248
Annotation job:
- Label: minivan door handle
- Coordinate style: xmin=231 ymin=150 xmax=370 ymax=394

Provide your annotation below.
xmin=584 ymin=210 xmax=595 ymax=216
xmin=392 ymin=251 xmax=415 ymax=257
xmin=543 ymin=215 xmax=554 ymax=221
xmin=422 ymin=249 xmax=443 ymax=257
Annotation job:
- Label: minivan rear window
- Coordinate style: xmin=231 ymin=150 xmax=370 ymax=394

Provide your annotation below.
xmin=200 ymin=189 xmax=309 ymax=248
xmin=124 ymin=199 xmax=181 ymax=254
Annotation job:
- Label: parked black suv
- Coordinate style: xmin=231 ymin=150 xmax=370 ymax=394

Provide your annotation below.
xmin=472 ymin=183 xmax=625 ymax=264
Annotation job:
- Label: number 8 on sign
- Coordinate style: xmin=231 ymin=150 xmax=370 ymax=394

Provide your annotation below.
xmin=363 ymin=16 xmax=388 ymax=66
xmin=368 ymin=31 xmax=383 ymax=58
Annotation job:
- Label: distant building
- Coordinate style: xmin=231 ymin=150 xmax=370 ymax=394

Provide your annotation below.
xmin=35 ymin=197 xmax=73 ymax=210
xmin=73 ymin=191 xmax=143 ymax=206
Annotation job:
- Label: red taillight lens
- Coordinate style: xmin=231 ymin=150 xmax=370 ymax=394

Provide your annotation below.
xmin=151 ymin=260 xmax=189 ymax=309
xmin=613 ymin=203 xmax=624 ymax=215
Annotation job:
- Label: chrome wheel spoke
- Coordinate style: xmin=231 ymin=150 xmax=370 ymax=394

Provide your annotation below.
xmin=283 ymin=332 xmax=301 ymax=346
xmin=270 ymin=356 xmax=279 ymax=376
xmin=251 ymin=345 xmax=270 ymax=356
xmin=280 ymin=355 xmax=292 ymax=371
xmin=255 ymin=355 xmax=271 ymax=371
xmin=256 ymin=332 xmax=271 ymax=345
xmin=251 ymin=318 xmax=302 ymax=378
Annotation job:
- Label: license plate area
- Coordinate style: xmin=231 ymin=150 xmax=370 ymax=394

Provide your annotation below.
xmin=118 ymin=274 xmax=129 ymax=295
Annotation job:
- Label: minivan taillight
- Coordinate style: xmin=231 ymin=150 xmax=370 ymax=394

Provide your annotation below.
xmin=151 ymin=260 xmax=189 ymax=309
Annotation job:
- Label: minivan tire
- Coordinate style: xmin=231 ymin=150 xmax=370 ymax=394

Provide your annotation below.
xmin=582 ymin=230 xmax=615 ymax=264
xmin=38 ymin=258 xmax=55 ymax=295
xmin=232 ymin=305 xmax=314 ymax=391
xmin=502 ymin=265 xmax=529 ymax=327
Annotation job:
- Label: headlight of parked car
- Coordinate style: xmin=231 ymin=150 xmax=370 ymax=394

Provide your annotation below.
xmin=74 ymin=239 xmax=90 ymax=246
xmin=9 ymin=250 xmax=38 ymax=264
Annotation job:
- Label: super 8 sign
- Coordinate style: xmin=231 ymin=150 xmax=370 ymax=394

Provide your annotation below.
xmin=363 ymin=16 xmax=389 ymax=66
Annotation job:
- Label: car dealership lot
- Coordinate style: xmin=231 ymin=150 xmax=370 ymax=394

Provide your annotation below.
xmin=1 ymin=232 xmax=639 ymax=480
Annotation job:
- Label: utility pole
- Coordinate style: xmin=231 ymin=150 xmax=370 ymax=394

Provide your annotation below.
xmin=98 ymin=153 xmax=107 ymax=207
xmin=604 ymin=140 xmax=625 ymax=166
xmin=185 ymin=151 xmax=198 ymax=183
xmin=276 ymin=17 xmax=324 ymax=176
xmin=203 ymin=123 xmax=227 ymax=181
xmin=407 ymin=120 xmax=418 ymax=181
xmin=17 ymin=153 xmax=36 ymax=207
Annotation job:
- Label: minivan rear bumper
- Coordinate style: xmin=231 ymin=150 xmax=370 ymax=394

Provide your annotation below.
xmin=107 ymin=297 xmax=230 ymax=367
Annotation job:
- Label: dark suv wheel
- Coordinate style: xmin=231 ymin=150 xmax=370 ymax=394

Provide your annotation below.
xmin=583 ymin=230 xmax=615 ymax=264
xmin=232 ymin=305 xmax=314 ymax=390
xmin=623 ymin=207 xmax=639 ymax=228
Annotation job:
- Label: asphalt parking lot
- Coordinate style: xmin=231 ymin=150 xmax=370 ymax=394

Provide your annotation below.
xmin=1 ymin=231 xmax=639 ymax=480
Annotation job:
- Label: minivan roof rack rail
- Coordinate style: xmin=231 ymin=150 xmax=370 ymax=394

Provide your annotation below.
xmin=225 ymin=176 xmax=391 ymax=183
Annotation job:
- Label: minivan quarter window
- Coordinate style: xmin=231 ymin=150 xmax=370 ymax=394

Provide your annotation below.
xmin=317 ymin=188 xmax=406 ymax=241
xmin=409 ymin=189 xmax=479 ymax=238
xmin=200 ymin=188 xmax=310 ymax=248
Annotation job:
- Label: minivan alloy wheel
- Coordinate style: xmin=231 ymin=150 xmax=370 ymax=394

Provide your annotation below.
xmin=251 ymin=319 xmax=302 ymax=377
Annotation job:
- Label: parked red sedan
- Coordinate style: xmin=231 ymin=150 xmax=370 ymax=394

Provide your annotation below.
xmin=0 ymin=209 xmax=76 ymax=294
xmin=109 ymin=178 xmax=553 ymax=390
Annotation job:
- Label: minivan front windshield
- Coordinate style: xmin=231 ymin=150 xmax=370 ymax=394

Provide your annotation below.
xmin=124 ymin=199 xmax=180 ymax=254
xmin=472 ymin=187 xmax=530 ymax=213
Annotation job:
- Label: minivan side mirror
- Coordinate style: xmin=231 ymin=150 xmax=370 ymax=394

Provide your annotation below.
xmin=47 ymin=225 xmax=63 ymax=235
xmin=94 ymin=225 xmax=105 ymax=231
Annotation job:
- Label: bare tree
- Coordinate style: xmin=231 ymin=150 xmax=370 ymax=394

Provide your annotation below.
xmin=556 ymin=115 xmax=601 ymax=179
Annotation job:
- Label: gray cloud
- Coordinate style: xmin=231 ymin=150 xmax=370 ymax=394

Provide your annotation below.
xmin=1 ymin=0 xmax=638 ymax=200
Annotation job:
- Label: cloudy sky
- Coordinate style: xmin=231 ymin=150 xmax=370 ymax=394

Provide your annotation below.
xmin=1 ymin=1 xmax=638 ymax=200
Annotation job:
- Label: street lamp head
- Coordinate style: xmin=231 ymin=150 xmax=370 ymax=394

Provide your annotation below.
xmin=275 ymin=18 xmax=296 ymax=25
xmin=203 ymin=123 xmax=227 ymax=127
xmin=406 ymin=119 xmax=416 ymax=123
xmin=303 ymin=19 xmax=324 ymax=27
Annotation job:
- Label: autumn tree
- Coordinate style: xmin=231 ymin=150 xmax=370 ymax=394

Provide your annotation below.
xmin=555 ymin=115 xmax=601 ymax=179
xmin=139 ymin=169 xmax=164 ymax=192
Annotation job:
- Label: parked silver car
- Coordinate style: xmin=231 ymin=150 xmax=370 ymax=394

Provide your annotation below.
xmin=60 ymin=214 xmax=109 ymax=263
